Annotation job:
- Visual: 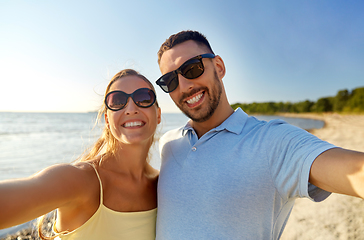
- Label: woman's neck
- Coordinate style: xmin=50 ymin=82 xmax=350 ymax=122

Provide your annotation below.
xmin=102 ymin=142 xmax=153 ymax=180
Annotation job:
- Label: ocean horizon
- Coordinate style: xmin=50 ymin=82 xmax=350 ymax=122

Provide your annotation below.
xmin=0 ymin=111 xmax=324 ymax=181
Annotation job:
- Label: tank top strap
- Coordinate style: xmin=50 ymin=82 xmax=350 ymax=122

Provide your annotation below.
xmin=85 ymin=162 xmax=103 ymax=204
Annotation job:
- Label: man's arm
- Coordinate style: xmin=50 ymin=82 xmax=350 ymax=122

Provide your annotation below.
xmin=309 ymin=148 xmax=364 ymax=198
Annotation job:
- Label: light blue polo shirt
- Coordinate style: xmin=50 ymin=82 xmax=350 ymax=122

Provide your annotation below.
xmin=156 ymin=108 xmax=336 ymax=240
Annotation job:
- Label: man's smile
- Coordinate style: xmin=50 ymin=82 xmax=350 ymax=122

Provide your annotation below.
xmin=185 ymin=91 xmax=205 ymax=108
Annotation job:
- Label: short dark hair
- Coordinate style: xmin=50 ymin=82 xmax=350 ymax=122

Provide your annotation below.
xmin=157 ymin=30 xmax=214 ymax=65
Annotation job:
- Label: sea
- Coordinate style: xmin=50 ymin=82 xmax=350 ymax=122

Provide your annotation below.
xmin=0 ymin=111 xmax=324 ymax=237
xmin=0 ymin=112 xmax=325 ymax=181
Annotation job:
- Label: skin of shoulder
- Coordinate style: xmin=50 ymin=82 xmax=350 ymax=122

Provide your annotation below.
xmin=0 ymin=162 xmax=100 ymax=229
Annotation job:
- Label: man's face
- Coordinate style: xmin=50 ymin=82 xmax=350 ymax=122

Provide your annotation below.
xmin=159 ymin=41 xmax=222 ymax=122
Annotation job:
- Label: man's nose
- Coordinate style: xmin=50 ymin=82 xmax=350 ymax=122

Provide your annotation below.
xmin=177 ymin=74 xmax=194 ymax=93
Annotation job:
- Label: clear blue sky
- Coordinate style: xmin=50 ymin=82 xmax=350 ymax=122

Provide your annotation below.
xmin=1 ymin=1 xmax=363 ymax=113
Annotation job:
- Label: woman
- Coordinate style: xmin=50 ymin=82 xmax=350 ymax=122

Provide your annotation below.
xmin=0 ymin=69 xmax=161 ymax=239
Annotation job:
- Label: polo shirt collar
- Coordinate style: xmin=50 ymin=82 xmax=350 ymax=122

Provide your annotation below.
xmin=181 ymin=121 xmax=194 ymax=136
xmin=181 ymin=107 xmax=248 ymax=136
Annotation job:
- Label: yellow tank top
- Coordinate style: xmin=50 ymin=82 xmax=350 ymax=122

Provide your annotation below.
xmin=54 ymin=164 xmax=157 ymax=240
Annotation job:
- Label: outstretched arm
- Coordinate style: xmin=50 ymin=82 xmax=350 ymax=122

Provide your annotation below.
xmin=0 ymin=164 xmax=92 ymax=229
xmin=310 ymin=148 xmax=364 ymax=198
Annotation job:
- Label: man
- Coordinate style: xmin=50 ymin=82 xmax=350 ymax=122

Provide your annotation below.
xmin=155 ymin=30 xmax=364 ymax=239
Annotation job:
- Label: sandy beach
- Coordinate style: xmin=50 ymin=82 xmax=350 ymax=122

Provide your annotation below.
xmin=280 ymin=113 xmax=364 ymax=240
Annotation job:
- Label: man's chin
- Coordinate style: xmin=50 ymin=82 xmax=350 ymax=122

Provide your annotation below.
xmin=180 ymin=107 xmax=214 ymax=123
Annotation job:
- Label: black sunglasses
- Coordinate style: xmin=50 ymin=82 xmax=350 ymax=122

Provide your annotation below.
xmin=105 ymin=88 xmax=156 ymax=111
xmin=156 ymin=53 xmax=215 ymax=93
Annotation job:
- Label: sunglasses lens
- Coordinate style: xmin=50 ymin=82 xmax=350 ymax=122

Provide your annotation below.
xmin=180 ymin=59 xmax=204 ymax=79
xmin=158 ymin=72 xmax=178 ymax=93
xmin=133 ymin=89 xmax=156 ymax=107
xmin=106 ymin=92 xmax=127 ymax=110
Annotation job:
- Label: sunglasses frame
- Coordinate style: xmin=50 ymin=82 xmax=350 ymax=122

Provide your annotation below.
xmin=105 ymin=88 xmax=156 ymax=111
xmin=156 ymin=53 xmax=215 ymax=93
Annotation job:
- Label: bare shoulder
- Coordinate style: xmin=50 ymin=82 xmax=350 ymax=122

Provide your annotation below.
xmin=65 ymin=161 xmax=100 ymax=190
xmin=35 ymin=162 xmax=96 ymax=183
xmin=31 ymin=161 xmax=100 ymax=200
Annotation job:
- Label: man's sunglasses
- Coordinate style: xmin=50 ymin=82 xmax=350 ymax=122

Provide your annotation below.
xmin=105 ymin=88 xmax=156 ymax=111
xmin=156 ymin=53 xmax=215 ymax=93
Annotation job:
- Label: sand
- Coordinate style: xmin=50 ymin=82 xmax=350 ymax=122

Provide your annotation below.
xmin=280 ymin=113 xmax=364 ymax=240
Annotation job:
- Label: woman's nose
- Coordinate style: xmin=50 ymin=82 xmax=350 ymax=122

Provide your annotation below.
xmin=124 ymin=98 xmax=139 ymax=115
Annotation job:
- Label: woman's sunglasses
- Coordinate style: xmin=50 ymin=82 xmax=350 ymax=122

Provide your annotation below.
xmin=105 ymin=88 xmax=156 ymax=111
xmin=156 ymin=53 xmax=215 ymax=93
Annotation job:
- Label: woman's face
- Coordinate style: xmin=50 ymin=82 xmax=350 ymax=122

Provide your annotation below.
xmin=105 ymin=76 xmax=161 ymax=146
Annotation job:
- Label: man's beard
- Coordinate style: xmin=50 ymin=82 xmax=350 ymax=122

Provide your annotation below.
xmin=177 ymin=70 xmax=222 ymax=123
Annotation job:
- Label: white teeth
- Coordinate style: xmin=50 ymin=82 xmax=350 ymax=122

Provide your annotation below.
xmin=187 ymin=93 xmax=203 ymax=104
xmin=124 ymin=121 xmax=143 ymax=127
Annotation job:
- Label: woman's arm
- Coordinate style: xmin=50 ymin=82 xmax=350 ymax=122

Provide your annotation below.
xmin=0 ymin=163 xmax=94 ymax=229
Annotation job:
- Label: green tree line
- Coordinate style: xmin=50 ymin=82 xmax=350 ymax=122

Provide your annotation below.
xmin=231 ymin=87 xmax=364 ymax=114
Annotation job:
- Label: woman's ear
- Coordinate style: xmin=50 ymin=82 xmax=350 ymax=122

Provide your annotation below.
xmin=105 ymin=113 xmax=110 ymax=129
xmin=213 ymin=55 xmax=226 ymax=80
xmin=157 ymin=107 xmax=162 ymax=124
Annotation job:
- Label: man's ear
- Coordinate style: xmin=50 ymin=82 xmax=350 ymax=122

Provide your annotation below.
xmin=213 ymin=55 xmax=226 ymax=81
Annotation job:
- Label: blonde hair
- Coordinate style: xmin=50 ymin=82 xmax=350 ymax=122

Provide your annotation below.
xmin=38 ymin=69 xmax=159 ymax=239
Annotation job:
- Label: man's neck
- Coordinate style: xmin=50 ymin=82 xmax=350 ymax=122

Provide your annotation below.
xmin=192 ymin=105 xmax=234 ymax=138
